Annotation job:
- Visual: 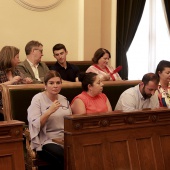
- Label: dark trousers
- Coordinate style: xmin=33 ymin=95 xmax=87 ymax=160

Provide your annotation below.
xmin=0 ymin=112 xmax=4 ymax=121
xmin=37 ymin=143 xmax=64 ymax=170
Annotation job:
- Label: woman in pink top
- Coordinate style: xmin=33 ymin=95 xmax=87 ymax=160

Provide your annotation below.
xmin=71 ymin=72 xmax=112 ymax=115
xmin=86 ymin=48 xmax=122 ymax=81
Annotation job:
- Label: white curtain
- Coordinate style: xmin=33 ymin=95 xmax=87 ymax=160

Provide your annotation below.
xmin=127 ymin=0 xmax=170 ymax=80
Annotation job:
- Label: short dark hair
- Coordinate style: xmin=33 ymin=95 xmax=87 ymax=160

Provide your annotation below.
xmin=92 ymin=48 xmax=111 ymax=64
xmin=78 ymin=72 xmax=98 ymax=91
xmin=142 ymin=73 xmax=159 ymax=86
xmin=25 ymin=40 xmax=43 ymax=55
xmin=155 ymin=60 xmax=170 ymax=77
xmin=44 ymin=70 xmax=62 ymax=85
xmin=53 ymin=43 xmax=67 ymax=53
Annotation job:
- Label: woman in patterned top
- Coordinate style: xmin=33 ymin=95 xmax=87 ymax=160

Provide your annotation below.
xmin=155 ymin=60 xmax=170 ymax=107
xmin=0 ymin=46 xmax=32 ymax=120
xmin=86 ymin=48 xmax=122 ymax=81
xmin=0 ymin=46 xmax=32 ymax=85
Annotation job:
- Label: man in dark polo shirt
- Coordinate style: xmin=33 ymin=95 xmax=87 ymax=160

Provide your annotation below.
xmin=50 ymin=43 xmax=80 ymax=82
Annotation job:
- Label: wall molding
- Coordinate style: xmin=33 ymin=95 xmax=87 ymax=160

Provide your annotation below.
xmin=14 ymin=0 xmax=63 ymax=11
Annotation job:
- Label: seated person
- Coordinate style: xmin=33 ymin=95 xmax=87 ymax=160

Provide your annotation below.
xmin=50 ymin=43 xmax=79 ymax=82
xmin=28 ymin=70 xmax=72 ymax=170
xmin=0 ymin=46 xmax=32 ymax=120
xmin=71 ymin=72 xmax=112 ymax=115
xmin=86 ymin=48 xmax=122 ymax=81
xmin=155 ymin=60 xmax=170 ymax=107
xmin=17 ymin=40 xmax=49 ymax=84
xmin=115 ymin=73 xmax=159 ymax=111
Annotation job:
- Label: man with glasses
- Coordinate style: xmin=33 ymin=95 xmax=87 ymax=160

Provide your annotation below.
xmin=50 ymin=43 xmax=79 ymax=82
xmin=17 ymin=40 xmax=49 ymax=83
xmin=115 ymin=73 xmax=160 ymax=111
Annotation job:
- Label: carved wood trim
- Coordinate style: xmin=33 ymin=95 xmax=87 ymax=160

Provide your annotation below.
xmin=65 ymin=109 xmax=170 ymax=132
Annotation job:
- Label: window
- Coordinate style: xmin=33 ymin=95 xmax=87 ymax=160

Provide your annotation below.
xmin=127 ymin=0 xmax=170 ymax=80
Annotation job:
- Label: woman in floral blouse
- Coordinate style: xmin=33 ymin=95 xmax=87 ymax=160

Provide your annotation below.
xmin=0 ymin=46 xmax=32 ymax=85
xmin=0 ymin=46 xmax=33 ymax=120
xmin=155 ymin=60 xmax=170 ymax=107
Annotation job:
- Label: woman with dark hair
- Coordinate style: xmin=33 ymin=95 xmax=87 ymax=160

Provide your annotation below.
xmin=71 ymin=72 xmax=112 ymax=115
xmin=28 ymin=70 xmax=72 ymax=170
xmin=155 ymin=60 xmax=170 ymax=107
xmin=86 ymin=48 xmax=122 ymax=81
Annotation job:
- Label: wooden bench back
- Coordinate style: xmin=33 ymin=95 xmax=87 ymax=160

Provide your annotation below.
xmin=0 ymin=80 xmax=140 ymax=125
xmin=44 ymin=60 xmax=93 ymax=72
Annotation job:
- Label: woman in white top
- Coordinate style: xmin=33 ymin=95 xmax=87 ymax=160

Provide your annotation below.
xmin=28 ymin=70 xmax=72 ymax=170
xmin=86 ymin=48 xmax=122 ymax=81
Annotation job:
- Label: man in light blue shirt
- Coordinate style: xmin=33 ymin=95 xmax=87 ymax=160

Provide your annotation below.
xmin=115 ymin=73 xmax=160 ymax=111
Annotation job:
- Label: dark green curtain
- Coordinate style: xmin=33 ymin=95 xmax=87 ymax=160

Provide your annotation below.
xmin=164 ymin=0 xmax=170 ymax=28
xmin=116 ymin=0 xmax=146 ymax=80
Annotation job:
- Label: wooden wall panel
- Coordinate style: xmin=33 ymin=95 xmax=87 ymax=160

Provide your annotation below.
xmin=64 ymin=109 xmax=170 ymax=170
xmin=0 ymin=121 xmax=25 ymax=170
xmin=160 ymin=135 xmax=170 ymax=168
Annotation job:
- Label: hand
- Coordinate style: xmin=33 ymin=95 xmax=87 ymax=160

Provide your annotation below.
xmin=11 ymin=76 xmax=22 ymax=83
xmin=48 ymin=100 xmax=62 ymax=114
xmin=22 ymin=77 xmax=33 ymax=84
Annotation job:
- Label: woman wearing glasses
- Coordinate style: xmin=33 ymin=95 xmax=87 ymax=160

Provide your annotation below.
xmin=28 ymin=70 xmax=71 ymax=170
xmin=71 ymin=72 xmax=112 ymax=115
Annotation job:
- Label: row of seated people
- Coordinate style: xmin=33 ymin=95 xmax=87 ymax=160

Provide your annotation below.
xmin=0 ymin=40 xmax=122 ymax=122
xmin=0 ymin=40 xmax=169 ymax=108
xmin=0 ymin=40 xmax=122 ymax=85
xmin=0 ymin=40 xmax=170 ymax=169
xmin=27 ymin=70 xmax=167 ymax=170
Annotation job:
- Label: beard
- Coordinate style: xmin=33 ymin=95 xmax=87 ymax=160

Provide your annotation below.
xmin=141 ymin=86 xmax=152 ymax=99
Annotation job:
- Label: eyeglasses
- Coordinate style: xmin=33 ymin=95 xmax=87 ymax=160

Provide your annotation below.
xmin=60 ymin=98 xmax=69 ymax=110
xmin=34 ymin=49 xmax=43 ymax=54
xmin=46 ymin=98 xmax=69 ymax=110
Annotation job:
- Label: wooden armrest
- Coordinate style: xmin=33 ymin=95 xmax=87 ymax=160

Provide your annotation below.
xmin=24 ymin=128 xmax=36 ymax=159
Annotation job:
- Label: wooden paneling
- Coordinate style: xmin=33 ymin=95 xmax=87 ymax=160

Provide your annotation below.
xmin=0 ymin=120 xmax=25 ymax=170
xmin=64 ymin=109 xmax=170 ymax=170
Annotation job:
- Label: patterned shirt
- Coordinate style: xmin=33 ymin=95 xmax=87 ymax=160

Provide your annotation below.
xmin=157 ymin=82 xmax=170 ymax=107
xmin=0 ymin=67 xmax=22 ymax=84
xmin=0 ymin=68 xmax=23 ymax=106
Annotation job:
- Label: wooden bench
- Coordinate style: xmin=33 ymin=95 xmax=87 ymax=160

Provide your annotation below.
xmin=44 ymin=60 xmax=92 ymax=72
xmin=0 ymin=80 xmax=140 ymax=123
xmin=64 ymin=108 xmax=170 ymax=170
xmin=0 ymin=80 xmax=140 ymax=169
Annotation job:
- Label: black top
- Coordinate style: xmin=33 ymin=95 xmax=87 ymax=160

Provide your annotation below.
xmin=50 ymin=62 xmax=80 ymax=82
